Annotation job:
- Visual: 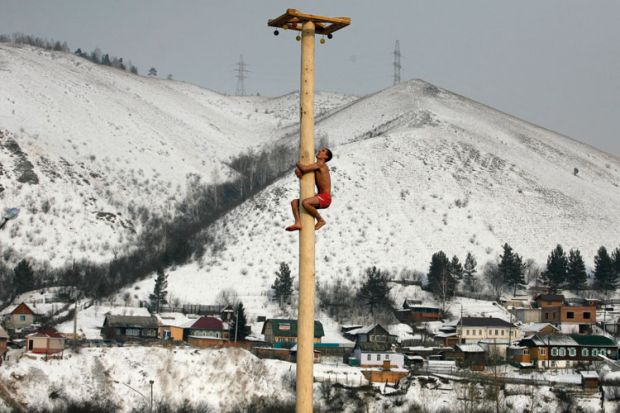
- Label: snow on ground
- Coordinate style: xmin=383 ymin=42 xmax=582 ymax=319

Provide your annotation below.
xmin=0 ymin=347 xmax=296 ymax=412
xmin=449 ymin=296 xmax=513 ymax=322
xmin=4 ymin=345 xmax=602 ymax=413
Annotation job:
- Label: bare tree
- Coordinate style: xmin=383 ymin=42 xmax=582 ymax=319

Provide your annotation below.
xmin=216 ymin=288 xmax=239 ymax=308
xmin=483 ymin=261 xmax=504 ymax=301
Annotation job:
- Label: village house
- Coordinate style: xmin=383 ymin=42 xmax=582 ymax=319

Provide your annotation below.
xmin=261 ymin=319 xmax=324 ymax=348
xmin=452 ymin=343 xmax=486 ymax=371
xmin=501 ymin=295 xmax=531 ymax=308
xmin=343 ymin=324 xmax=398 ymax=344
xmin=519 ymin=323 xmax=560 ymax=337
xmin=187 ymin=316 xmax=230 ymax=340
xmin=512 ymin=334 xmax=618 ymax=368
xmin=511 ymin=307 xmax=542 ymax=323
xmin=559 ymin=303 xmax=596 ymax=334
xmin=351 ymin=342 xmax=405 ymax=369
xmin=433 ymin=324 xmax=458 ymax=347
xmin=158 ymin=313 xmax=192 ymax=341
xmin=396 ymin=300 xmax=443 ymax=324
xmin=456 ymin=317 xmax=518 ymax=358
xmin=101 ymin=315 xmax=159 ymax=340
xmin=534 ymin=294 xmax=565 ymax=308
xmin=5 ymin=302 xmax=40 ymax=330
xmin=456 ymin=317 xmax=518 ymax=343
xmin=26 ymin=329 xmax=65 ymax=355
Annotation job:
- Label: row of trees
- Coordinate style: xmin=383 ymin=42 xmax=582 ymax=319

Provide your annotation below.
xmin=0 ymin=33 xmax=140 ymax=75
xmin=543 ymin=245 xmax=620 ymax=295
xmin=74 ymin=47 xmax=139 ymax=74
xmin=0 ymin=33 xmax=69 ymax=52
xmin=426 ymin=243 xmax=620 ymax=306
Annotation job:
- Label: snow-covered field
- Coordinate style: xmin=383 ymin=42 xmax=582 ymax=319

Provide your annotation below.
xmin=0 ymin=346 xmax=607 ymax=413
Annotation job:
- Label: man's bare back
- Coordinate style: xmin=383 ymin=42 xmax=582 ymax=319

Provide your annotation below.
xmin=286 ymin=148 xmax=333 ymax=232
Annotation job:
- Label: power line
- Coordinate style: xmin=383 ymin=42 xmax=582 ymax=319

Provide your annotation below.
xmin=393 ymin=40 xmax=401 ymax=85
xmin=234 ymin=54 xmax=249 ymax=96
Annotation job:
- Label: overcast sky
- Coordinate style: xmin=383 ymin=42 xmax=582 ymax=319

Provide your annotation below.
xmin=1 ymin=0 xmax=619 ymax=155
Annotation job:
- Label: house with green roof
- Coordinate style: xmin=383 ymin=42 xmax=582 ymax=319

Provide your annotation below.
xmin=261 ymin=319 xmax=324 ymax=348
xmin=514 ymin=333 xmax=618 ymax=368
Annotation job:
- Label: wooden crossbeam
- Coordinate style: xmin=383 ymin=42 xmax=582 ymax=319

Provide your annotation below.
xmin=268 ymin=9 xmax=351 ymax=35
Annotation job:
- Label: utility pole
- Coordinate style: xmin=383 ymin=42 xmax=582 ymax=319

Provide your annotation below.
xmin=234 ymin=55 xmax=249 ymax=96
xmin=267 ymin=10 xmax=350 ymax=413
xmin=72 ymin=291 xmax=78 ymax=347
xmin=235 ymin=307 xmax=239 ymax=342
xmin=393 ymin=40 xmax=401 ymax=85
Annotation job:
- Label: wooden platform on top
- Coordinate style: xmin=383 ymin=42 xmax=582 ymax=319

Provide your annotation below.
xmin=268 ymin=9 xmax=351 ymax=35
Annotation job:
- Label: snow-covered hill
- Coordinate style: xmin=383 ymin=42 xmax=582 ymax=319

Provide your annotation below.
xmin=130 ymin=80 xmax=620 ymax=305
xmin=0 ymin=44 xmax=354 ymax=265
xmin=2 ymin=43 xmax=619 ymax=310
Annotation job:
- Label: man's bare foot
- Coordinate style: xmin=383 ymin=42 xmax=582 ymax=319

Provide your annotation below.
xmin=315 ymin=220 xmax=326 ymax=231
xmin=286 ymin=224 xmax=302 ymax=231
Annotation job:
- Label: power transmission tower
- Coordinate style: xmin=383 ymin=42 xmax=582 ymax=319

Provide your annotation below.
xmin=393 ymin=40 xmax=401 ymax=85
xmin=234 ymin=55 xmax=249 ymax=96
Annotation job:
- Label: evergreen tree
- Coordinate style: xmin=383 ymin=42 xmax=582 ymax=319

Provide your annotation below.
xmin=498 ymin=243 xmax=525 ymax=296
xmin=613 ymin=247 xmax=620 ymax=280
xmin=102 ymin=53 xmax=111 ymax=66
xmin=130 ymin=65 xmax=139 ymax=75
xmin=357 ymin=266 xmax=393 ymax=314
xmin=148 ymin=67 xmax=158 ymax=76
xmin=593 ymin=246 xmax=617 ymax=293
xmin=427 ymin=251 xmax=456 ymax=308
xmin=450 ymin=255 xmax=464 ymax=282
xmin=13 ymin=259 xmax=34 ymax=294
xmin=229 ymin=301 xmax=248 ymax=341
xmin=566 ymin=249 xmax=588 ymax=293
xmin=542 ymin=245 xmax=568 ymax=293
xmin=271 ymin=262 xmax=293 ymax=305
xmin=463 ymin=252 xmax=478 ymax=293
xmin=90 ymin=48 xmax=101 ymax=64
xmin=511 ymin=253 xmax=526 ymax=296
xmin=149 ymin=267 xmax=168 ymax=313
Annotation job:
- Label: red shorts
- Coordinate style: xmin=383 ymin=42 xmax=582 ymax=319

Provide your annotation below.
xmin=317 ymin=193 xmax=332 ymax=209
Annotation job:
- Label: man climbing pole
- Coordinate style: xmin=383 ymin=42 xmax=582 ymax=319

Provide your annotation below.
xmin=286 ymin=147 xmax=333 ymax=232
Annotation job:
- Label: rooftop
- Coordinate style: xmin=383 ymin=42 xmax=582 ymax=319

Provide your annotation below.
xmin=456 ymin=344 xmax=485 ymax=353
xmin=459 ymin=317 xmax=515 ymax=328
xmin=104 ymin=315 xmax=158 ymax=329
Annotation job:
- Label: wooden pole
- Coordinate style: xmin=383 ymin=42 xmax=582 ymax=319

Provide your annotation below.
xmin=296 ymin=20 xmax=316 ymax=413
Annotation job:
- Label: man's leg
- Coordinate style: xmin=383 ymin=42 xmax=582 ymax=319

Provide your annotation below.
xmin=285 ymin=199 xmax=302 ymax=231
xmin=301 ymin=196 xmax=327 ymax=230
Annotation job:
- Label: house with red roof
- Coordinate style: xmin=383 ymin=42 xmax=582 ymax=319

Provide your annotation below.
xmin=26 ymin=329 xmax=65 ymax=355
xmin=187 ymin=316 xmax=230 ymax=340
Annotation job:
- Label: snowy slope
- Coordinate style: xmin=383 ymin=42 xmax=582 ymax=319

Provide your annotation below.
xmin=0 ymin=44 xmax=354 ymax=265
xmin=134 ymin=80 xmax=620 ymax=307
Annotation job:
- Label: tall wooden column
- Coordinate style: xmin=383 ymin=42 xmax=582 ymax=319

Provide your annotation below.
xmin=296 ymin=20 xmax=316 ymax=413
xmin=266 ymin=10 xmax=351 ymax=413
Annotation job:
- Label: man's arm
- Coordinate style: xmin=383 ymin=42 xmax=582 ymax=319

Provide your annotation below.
xmin=294 ymin=166 xmax=302 ymax=178
xmin=296 ymin=161 xmax=321 ymax=174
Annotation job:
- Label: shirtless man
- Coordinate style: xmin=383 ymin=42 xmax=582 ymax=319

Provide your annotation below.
xmin=286 ymin=148 xmax=332 ymax=231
